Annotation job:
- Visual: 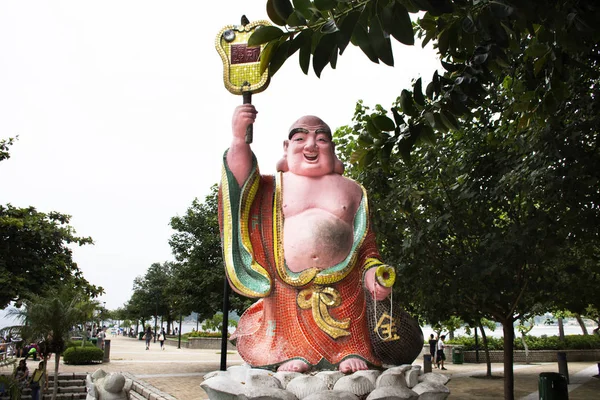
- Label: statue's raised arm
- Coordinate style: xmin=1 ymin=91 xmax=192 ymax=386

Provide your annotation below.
xmin=226 ymin=104 xmax=257 ymax=186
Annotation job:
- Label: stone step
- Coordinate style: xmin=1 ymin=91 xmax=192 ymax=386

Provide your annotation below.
xmin=21 ymin=386 xmax=86 ymax=395
xmin=47 ymin=373 xmax=88 ymax=381
xmin=54 ymin=386 xmax=87 ymax=394
xmin=42 ymin=393 xmax=87 ymax=400
xmin=129 ymin=391 xmax=146 ymax=400
xmin=57 ymin=380 xmax=86 ymax=387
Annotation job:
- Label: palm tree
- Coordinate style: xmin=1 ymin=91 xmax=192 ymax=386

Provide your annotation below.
xmin=1 ymin=287 xmax=87 ymax=400
xmin=75 ymin=298 xmax=101 ymax=346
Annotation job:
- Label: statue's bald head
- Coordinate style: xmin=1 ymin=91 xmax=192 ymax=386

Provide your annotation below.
xmin=288 ymin=115 xmax=332 ymax=139
xmin=276 ymin=115 xmax=344 ymax=175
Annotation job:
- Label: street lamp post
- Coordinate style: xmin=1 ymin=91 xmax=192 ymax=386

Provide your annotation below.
xmin=102 ymin=301 xmax=106 ymax=328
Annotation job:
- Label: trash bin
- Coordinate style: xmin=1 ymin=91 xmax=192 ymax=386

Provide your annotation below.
xmin=103 ymin=339 xmax=110 ymax=362
xmin=538 ymin=372 xmax=568 ymax=400
xmin=423 ymin=354 xmax=432 ymax=373
xmin=452 ymin=346 xmax=464 ymax=364
xmin=138 ymin=332 xmax=145 ymax=340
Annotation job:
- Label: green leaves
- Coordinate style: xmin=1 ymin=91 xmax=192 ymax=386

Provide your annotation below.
xmin=0 ymin=204 xmax=99 ymax=308
xmin=372 ymin=115 xmax=396 ymax=132
xmin=369 ymin=17 xmax=394 ymax=66
xmin=292 ymin=0 xmax=312 ymax=18
xmin=314 ymin=0 xmax=335 ymax=11
xmin=351 ymin=22 xmax=380 ymax=63
xmin=379 ymin=2 xmax=414 ymax=46
xmin=248 ymin=26 xmax=285 ymax=46
xmin=267 ymin=0 xmax=287 ymax=26
xmin=269 ymin=0 xmax=294 ymax=24
xmin=0 ymin=137 xmax=15 ymax=162
xmin=337 ymin=11 xmax=360 ymax=54
xmin=399 ymin=89 xmax=418 ymax=117
xmin=259 ymin=0 xmax=420 ymax=77
xmin=313 ymin=33 xmax=337 ymax=77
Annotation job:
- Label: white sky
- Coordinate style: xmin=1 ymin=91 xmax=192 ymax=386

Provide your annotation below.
xmin=0 ymin=1 xmax=438 ymax=312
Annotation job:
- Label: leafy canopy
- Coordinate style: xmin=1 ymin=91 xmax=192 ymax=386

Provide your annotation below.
xmin=254 ymin=0 xmax=600 ymax=160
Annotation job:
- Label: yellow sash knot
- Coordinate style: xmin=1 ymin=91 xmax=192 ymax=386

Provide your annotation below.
xmin=297 ymin=286 xmax=351 ymax=339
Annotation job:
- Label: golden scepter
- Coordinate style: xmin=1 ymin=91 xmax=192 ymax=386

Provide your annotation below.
xmin=215 ymin=16 xmax=271 ymax=143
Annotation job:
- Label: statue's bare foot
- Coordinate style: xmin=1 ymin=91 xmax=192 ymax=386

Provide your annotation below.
xmin=277 ymin=359 xmax=310 ymax=373
xmin=339 ymin=357 xmax=368 ymax=373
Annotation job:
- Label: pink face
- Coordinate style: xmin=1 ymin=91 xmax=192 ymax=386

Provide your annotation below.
xmin=284 ymin=116 xmax=335 ymax=177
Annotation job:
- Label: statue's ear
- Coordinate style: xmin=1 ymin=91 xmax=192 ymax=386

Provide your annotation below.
xmin=276 ymin=140 xmax=289 ymax=172
xmin=331 ymin=141 xmax=345 ymax=175
xmin=334 ymin=158 xmax=345 ymax=175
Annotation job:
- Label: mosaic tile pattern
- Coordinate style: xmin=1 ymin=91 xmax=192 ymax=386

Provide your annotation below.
xmin=215 ymin=21 xmax=270 ymax=95
xmin=219 ymin=154 xmax=421 ymax=370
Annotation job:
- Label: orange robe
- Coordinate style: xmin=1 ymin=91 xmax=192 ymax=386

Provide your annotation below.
xmin=219 ymin=152 xmax=386 ymax=369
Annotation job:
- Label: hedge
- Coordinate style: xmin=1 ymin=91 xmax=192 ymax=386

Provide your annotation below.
xmin=446 ymin=334 xmax=600 ymax=351
xmin=67 ymin=340 xmax=97 ymax=348
xmin=63 ymin=346 xmax=103 ymax=365
xmin=184 ymin=331 xmax=229 ymax=339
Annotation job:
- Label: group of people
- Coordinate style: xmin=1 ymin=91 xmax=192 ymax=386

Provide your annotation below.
xmin=428 ymin=334 xmax=447 ymax=370
xmin=11 ymin=359 xmax=46 ymax=400
xmin=143 ymin=327 xmax=166 ymax=350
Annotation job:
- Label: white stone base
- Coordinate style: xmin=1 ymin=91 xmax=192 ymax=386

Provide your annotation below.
xmin=201 ymin=364 xmax=450 ymax=400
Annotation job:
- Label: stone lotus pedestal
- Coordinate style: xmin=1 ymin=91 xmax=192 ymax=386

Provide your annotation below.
xmin=201 ymin=364 xmax=450 ymax=400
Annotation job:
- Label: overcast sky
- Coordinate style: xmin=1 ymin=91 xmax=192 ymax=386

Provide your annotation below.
xmin=0 ymin=1 xmax=438 ymax=314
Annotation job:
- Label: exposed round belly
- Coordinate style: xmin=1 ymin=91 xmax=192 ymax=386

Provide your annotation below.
xmin=283 ymin=209 xmax=354 ymax=272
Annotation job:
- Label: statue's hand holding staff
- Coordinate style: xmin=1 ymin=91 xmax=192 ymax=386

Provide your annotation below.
xmin=232 ymin=104 xmax=257 ymax=144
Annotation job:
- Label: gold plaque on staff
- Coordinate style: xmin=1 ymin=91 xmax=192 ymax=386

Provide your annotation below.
xmin=215 ymin=19 xmax=271 ymax=95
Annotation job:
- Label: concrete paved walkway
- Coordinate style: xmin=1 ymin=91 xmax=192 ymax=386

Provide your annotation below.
xmin=2 ymin=335 xmax=599 ymax=399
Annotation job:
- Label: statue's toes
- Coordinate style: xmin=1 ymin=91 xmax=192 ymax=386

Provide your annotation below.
xmin=339 ymin=358 xmax=368 ymax=374
xmin=277 ymin=360 xmax=310 ymax=373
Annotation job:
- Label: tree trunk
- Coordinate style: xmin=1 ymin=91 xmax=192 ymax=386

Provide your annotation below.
xmin=449 ymin=330 xmax=455 ymax=340
xmin=558 ymin=317 xmax=565 ymax=341
xmin=575 ymin=314 xmax=588 ymax=335
xmin=479 ymin=324 xmax=492 ymax=377
xmin=52 ymin=353 xmax=61 ymax=400
xmin=502 ymin=320 xmax=515 ymax=400
xmin=520 ymin=332 xmax=529 ymax=364
xmin=41 ymin=355 xmax=49 ymax=399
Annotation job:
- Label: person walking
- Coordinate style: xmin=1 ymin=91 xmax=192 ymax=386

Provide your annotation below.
xmin=158 ymin=328 xmax=165 ymax=350
xmin=96 ymin=328 xmax=106 ymax=350
xmin=29 ymin=361 xmax=46 ymax=400
xmin=428 ymin=334 xmax=437 ymax=368
xmin=144 ymin=327 xmax=153 ymax=350
xmin=436 ymin=334 xmax=447 ymax=370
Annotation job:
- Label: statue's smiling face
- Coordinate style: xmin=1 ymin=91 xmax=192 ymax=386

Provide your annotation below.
xmin=284 ymin=116 xmax=335 ymax=177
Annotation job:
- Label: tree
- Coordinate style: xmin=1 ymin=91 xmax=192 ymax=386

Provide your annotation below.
xmin=464 ymin=318 xmax=497 ymax=377
xmin=73 ymin=297 xmax=102 ymax=346
xmin=1 ymin=138 xmax=102 ymax=307
xmin=0 ymin=137 xmax=15 ymax=162
xmin=122 ymin=291 xmax=152 ymax=335
xmin=201 ymin=312 xmax=238 ymax=333
xmin=335 ymin=74 xmax=599 ymax=396
xmin=2 ymin=287 xmax=88 ymax=400
xmin=130 ymin=262 xmax=175 ymax=335
xmin=169 ymin=185 xmax=251 ymax=323
xmin=252 ymin=2 xmax=599 ymax=398
xmin=0 ymin=205 xmax=102 ymax=308
xmin=253 ymin=1 xmax=600 ymax=159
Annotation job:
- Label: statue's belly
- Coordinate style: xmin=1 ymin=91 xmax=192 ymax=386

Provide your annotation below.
xmin=283 ymin=209 xmax=354 ymax=272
